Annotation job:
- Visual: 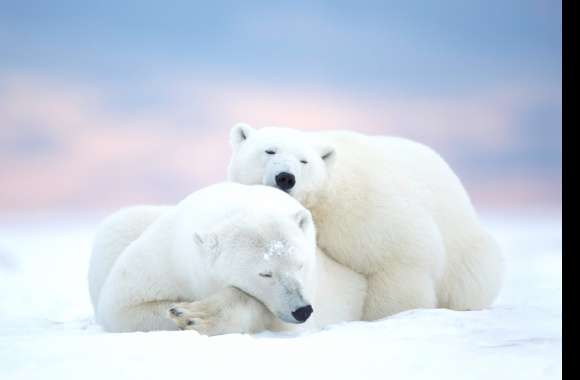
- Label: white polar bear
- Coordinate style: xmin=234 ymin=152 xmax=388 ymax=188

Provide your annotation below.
xmin=89 ymin=182 xmax=366 ymax=334
xmin=227 ymin=124 xmax=504 ymax=320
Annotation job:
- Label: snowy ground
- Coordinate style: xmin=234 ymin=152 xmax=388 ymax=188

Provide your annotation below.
xmin=0 ymin=214 xmax=561 ymax=380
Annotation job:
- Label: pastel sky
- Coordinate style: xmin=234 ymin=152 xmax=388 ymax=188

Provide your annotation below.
xmin=0 ymin=1 xmax=562 ymax=214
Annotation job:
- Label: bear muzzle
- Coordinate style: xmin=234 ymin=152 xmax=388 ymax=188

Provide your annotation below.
xmin=275 ymin=172 xmax=296 ymax=191
xmin=291 ymin=304 xmax=313 ymax=323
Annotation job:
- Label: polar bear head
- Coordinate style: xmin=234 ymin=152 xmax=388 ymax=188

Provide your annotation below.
xmin=227 ymin=124 xmax=335 ymax=208
xmin=194 ymin=203 xmax=317 ymax=324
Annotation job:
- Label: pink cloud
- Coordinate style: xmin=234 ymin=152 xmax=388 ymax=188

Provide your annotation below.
xmin=0 ymin=74 xmax=560 ymax=212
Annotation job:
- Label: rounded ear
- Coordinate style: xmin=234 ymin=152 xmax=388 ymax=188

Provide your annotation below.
xmin=319 ymin=145 xmax=336 ymax=167
xmin=193 ymin=232 xmax=219 ymax=253
xmin=230 ymin=123 xmax=255 ymax=149
xmin=294 ymin=209 xmax=313 ymax=232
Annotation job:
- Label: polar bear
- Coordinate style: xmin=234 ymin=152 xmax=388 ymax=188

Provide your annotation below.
xmin=227 ymin=124 xmax=504 ymax=320
xmin=89 ymin=182 xmax=366 ymax=334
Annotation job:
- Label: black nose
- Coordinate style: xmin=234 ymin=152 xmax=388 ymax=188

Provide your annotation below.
xmin=275 ymin=172 xmax=296 ymax=191
xmin=292 ymin=305 xmax=313 ymax=323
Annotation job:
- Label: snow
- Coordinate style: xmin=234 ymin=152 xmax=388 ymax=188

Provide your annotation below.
xmin=263 ymin=240 xmax=294 ymax=261
xmin=0 ymin=214 xmax=561 ymax=380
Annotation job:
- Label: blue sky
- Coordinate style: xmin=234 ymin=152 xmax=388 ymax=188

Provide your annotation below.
xmin=0 ymin=0 xmax=562 ymax=211
xmin=1 ymin=0 xmax=561 ymax=93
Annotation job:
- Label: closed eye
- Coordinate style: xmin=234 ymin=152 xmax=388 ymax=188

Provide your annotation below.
xmin=265 ymin=150 xmax=276 ymax=155
xmin=300 ymin=160 xmax=308 ymax=164
xmin=259 ymin=272 xmax=273 ymax=278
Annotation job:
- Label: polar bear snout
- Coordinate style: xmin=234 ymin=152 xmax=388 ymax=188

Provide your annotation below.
xmin=292 ymin=304 xmax=313 ymax=323
xmin=275 ymin=172 xmax=296 ymax=191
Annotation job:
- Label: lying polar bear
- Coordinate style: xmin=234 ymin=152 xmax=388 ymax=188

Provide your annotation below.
xmin=228 ymin=124 xmax=504 ymax=320
xmin=89 ymin=183 xmax=366 ymax=335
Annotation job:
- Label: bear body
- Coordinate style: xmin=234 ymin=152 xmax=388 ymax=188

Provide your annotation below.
xmin=228 ymin=125 xmax=503 ymax=320
xmin=89 ymin=182 xmax=366 ymax=334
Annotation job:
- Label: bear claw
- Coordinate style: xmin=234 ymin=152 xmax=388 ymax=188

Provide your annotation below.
xmin=169 ymin=307 xmax=182 ymax=317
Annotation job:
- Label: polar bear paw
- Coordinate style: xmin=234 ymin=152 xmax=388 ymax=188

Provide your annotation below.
xmin=168 ymin=300 xmax=225 ymax=336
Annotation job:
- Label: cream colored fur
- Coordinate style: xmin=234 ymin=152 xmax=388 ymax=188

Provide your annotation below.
xmin=89 ymin=183 xmax=366 ymax=334
xmin=227 ymin=125 xmax=504 ymax=320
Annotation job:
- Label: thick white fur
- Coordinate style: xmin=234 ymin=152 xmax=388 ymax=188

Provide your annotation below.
xmin=227 ymin=125 xmax=504 ymax=320
xmin=89 ymin=183 xmax=366 ymax=334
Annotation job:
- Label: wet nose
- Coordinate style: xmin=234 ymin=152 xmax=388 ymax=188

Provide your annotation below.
xmin=292 ymin=305 xmax=313 ymax=323
xmin=275 ymin=172 xmax=296 ymax=191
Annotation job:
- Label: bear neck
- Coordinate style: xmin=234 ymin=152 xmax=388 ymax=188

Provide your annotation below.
xmin=305 ymin=180 xmax=340 ymax=224
xmin=306 ymin=159 xmax=371 ymax=229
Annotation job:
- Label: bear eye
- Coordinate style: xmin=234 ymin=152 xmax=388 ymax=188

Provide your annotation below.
xmin=259 ymin=272 xmax=273 ymax=278
xmin=300 ymin=160 xmax=308 ymax=164
xmin=265 ymin=150 xmax=276 ymax=155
